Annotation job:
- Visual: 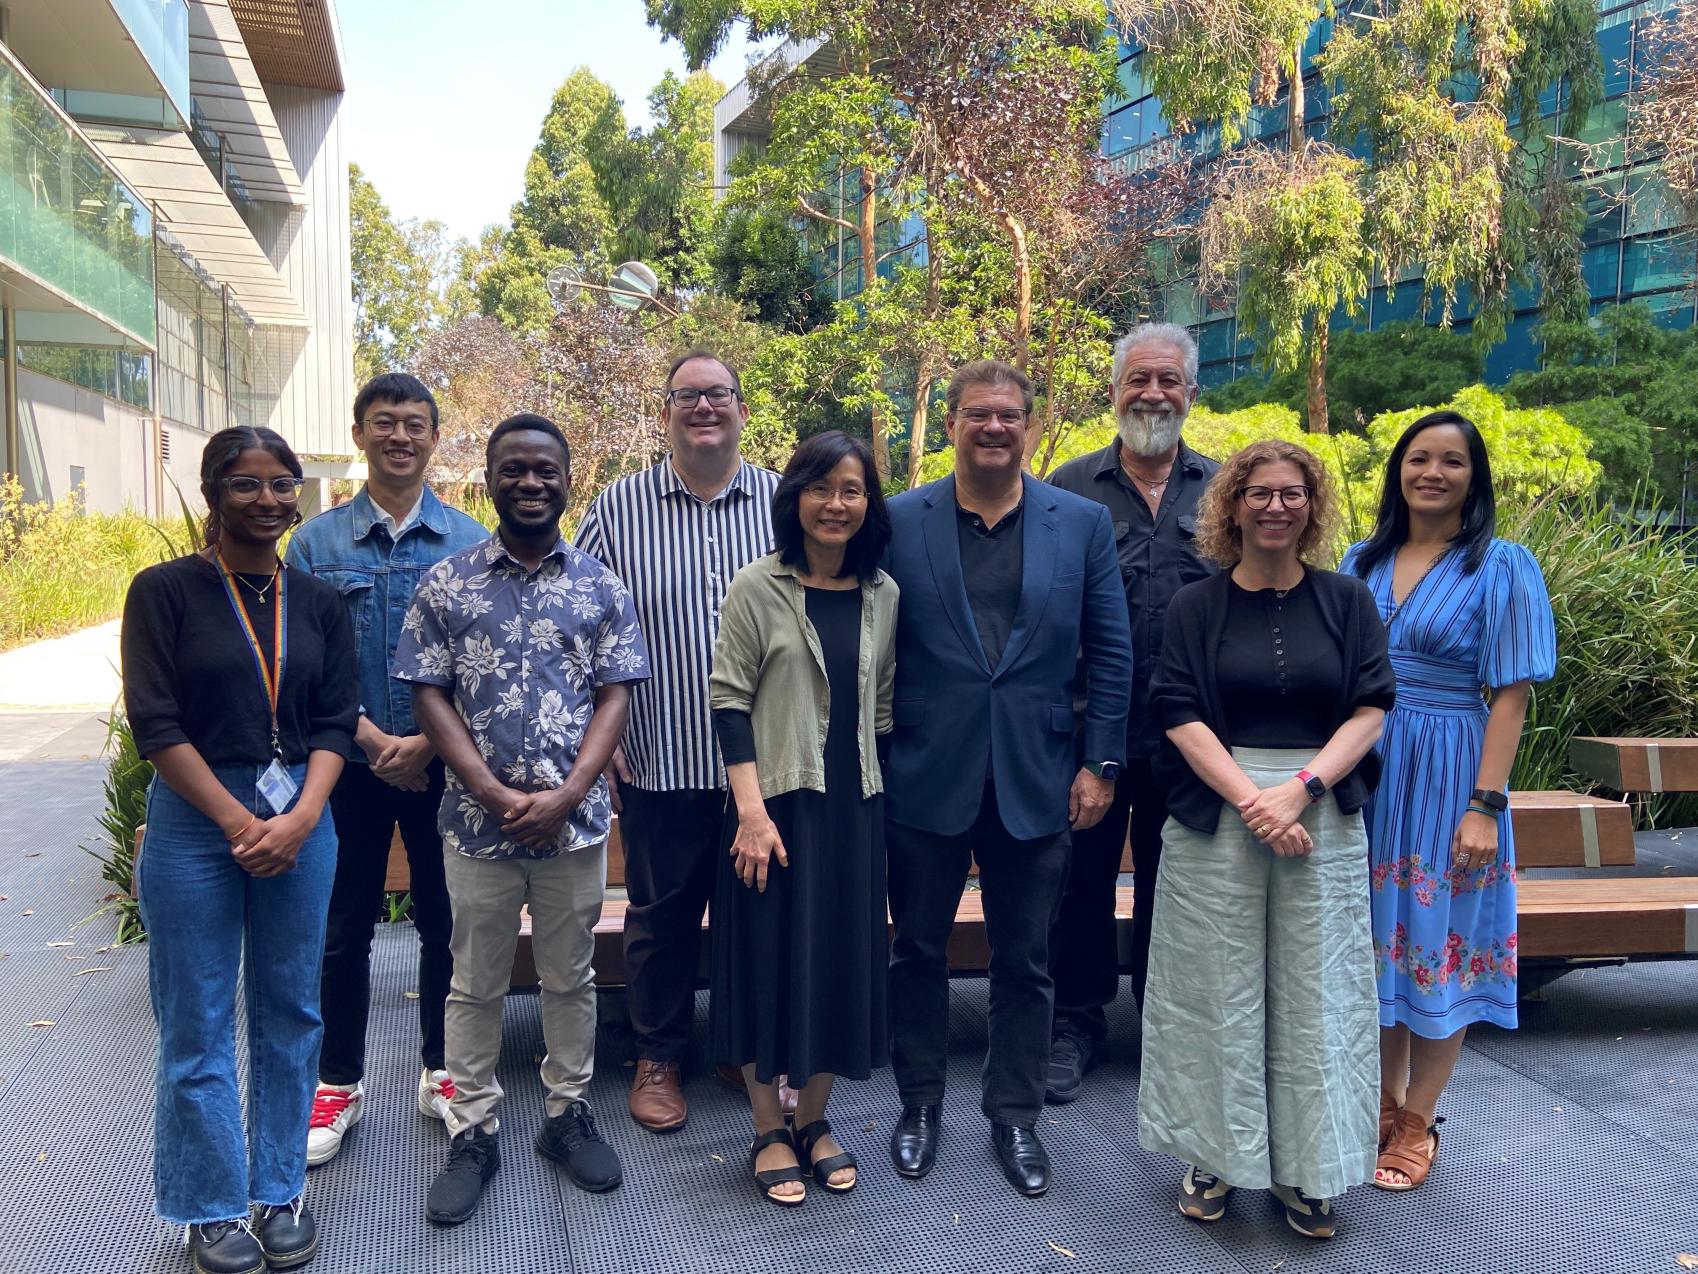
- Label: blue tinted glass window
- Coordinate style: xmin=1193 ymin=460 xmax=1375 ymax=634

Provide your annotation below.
xmin=1484 ymin=313 xmax=1540 ymax=380
xmin=1583 ymin=241 xmax=1622 ymax=298
xmin=1198 ymin=318 xmax=1235 ymax=362
xmin=1622 ymin=234 xmax=1687 ymax=295
xmin=1598 ymin=20 xmax=1632 ymax=96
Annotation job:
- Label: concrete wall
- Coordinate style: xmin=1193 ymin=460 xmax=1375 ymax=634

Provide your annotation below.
xmin=15 ymin=368 xmax=152 ymax=512
xmin=250 ymin=83 xmax=353 ymax=461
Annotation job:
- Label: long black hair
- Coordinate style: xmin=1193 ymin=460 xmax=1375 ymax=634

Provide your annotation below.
xmin=200 ymin=425 xmax=303 ymax=548
xmin=1351 ymin=409 xmax=1496 ymax=578
xmin=771 ymin=430 xmax=891 ymax=579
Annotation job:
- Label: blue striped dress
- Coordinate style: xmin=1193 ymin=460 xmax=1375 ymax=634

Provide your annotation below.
xmin=1340 ymin=538 xmax=1557 ymax=1038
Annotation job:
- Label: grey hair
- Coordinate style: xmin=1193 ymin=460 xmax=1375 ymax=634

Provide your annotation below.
xmin=1112 ymin=323 xmax=1199 ymax=387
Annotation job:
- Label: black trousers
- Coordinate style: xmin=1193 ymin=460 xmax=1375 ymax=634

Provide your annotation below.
xmin=319 ymin=759 xmax=452 ymax=1084
xmin=888 ymin=785 xmax=1071 ymax=1129
xmin=620 ymin=784 xmax=724 ymax=1062
xmin=1048 ymin=757 xmax=1168 ymax=1039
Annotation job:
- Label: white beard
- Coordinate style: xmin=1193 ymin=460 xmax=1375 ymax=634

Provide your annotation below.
xmin=1117 ymin=405 xmax=1185 ymax=457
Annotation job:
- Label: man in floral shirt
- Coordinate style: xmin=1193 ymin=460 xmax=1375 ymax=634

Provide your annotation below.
xmin=395 ymin=414 xmax=649 ymax=1227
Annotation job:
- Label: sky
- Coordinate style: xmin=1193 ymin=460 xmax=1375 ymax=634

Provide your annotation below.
xmin=335 ymin=1 xmax=773 ymax=243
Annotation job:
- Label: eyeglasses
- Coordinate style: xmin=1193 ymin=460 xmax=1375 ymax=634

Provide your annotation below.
xmin=666 ymin=385 xmax=738 ymax=408
xmin=360 ymin=416 xmax=433 ymax=440
xmin=802 ymin=481 xmax=867 ymax=504
xmin=1239 ymin=484 xmax=1312 ymax=510
xmin=956 ymin=407 xmax=1030 ymax=426
xmin=222 ymin=476 xmax=304 ymax=502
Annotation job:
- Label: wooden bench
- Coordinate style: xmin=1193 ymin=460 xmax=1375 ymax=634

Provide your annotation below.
xmin=1570 ymin=736 xmax=1698 ymax=794
xmin=1508 ymin=790 xmax=1634 ymax=868
xmin=1517 ymin=878 xmax=1698 ymax=958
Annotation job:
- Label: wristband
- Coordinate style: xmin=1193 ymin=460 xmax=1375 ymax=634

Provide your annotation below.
xmin=1466 ymin=802 xmax=1495 ymax=818
xmin=227 ymin=813 xmax=257 ymax=842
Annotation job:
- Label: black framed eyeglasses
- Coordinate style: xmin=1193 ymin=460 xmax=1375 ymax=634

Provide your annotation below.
xmin=956 ymin=407 xmax=1030 ymax=426
xmin=222 ymin=475 xmax=304 ymax=502
xmin=1238 ymin=484 xmax=1312 ymax=510
xmin=360 ymin=416 xmax=433 ymax=440
xmin=666 ymin=385 xmax=738 ymax=408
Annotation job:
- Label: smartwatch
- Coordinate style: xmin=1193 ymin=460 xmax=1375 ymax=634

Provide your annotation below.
xmin=1470 ymin=788 xmax=1509 ymax=813
xmin=1085 ymin=760 xmax=1122 ymax=782
xmin=1297 ymin=769 xmax=1326 ymax=802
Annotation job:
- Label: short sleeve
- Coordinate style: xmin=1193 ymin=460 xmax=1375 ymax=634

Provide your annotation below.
xmin=1348 ymin=576 xmax=1398 ymax=712
xmin=391 ymin=562 xmax=455 ymax=686
xmin=1479 ymin=540 xmax=1557 ymax=689
xmin=573 ymin=495 xmax=608 ymax=566
xmin=1338 ymin=540 xmax=1366 ymax=578
xmin=590 ymin=573 xmax=650 ymax=687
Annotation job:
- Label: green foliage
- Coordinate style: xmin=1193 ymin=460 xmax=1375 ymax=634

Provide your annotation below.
xmin=82 ymin=712 xmax=151 ymax=943
xmin=711 ymin=207 xmax=830 ymax=331
xmin=1506 ymin=303 xmax=1698 ymax=508
xmin=1200 ymin=321 xmax=1484 ymax=431
xmin=350 ymin=163 xmax=448 ymax=381
xmin=1507 ymin=495 xmax=1698 ymax=827
xmin=0 ymin=477 xmax=183 ymax=651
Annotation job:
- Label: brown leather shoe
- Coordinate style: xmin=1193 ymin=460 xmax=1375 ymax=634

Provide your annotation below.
xmin=713 ymin=1063 xmax=799 ymax=1118
xmin=628 ymin=1059 xmax=687 ymax=1133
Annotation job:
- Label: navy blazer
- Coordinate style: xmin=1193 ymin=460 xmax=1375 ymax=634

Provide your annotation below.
xmin=883 ymin=473 xmax=1133 ymax=840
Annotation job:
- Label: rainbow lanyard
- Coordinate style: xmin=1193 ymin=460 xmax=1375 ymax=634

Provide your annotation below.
xmin=214 ymin=552 xmax=287 ymax=757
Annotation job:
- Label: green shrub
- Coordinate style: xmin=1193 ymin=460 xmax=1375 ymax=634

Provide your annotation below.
xmin=0 ymin=476 xmax=184 ymax=651
xmin=82 ymin=712 xmax=152 ymax=942
xmin=1505 ymin=495 xmax=1698 ymax=827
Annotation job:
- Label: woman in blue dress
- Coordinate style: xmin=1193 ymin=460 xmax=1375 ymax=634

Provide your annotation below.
xmin=1342 ymin=409 xmax=1556 ymax=1193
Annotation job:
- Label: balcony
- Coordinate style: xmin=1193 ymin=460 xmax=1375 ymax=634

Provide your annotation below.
xmin=0 ymin=50 xmax=156 ymax=347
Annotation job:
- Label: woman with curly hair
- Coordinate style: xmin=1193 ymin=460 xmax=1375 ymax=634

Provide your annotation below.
xmin=1138 ymin=439 xmax=1396 ymax=1240
xmin=1342 ymin=411 xmax=1554 ymax=1193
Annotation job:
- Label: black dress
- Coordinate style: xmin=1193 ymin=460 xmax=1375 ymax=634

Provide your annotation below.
xmin=709 ymin=586 xmax=889 ymax=1084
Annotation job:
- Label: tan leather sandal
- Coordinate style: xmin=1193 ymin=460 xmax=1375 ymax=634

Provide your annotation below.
xmin=1374 ymin=1106 xmax=1440 ymax=1192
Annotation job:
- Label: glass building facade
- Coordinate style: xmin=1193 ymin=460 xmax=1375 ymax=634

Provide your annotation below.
xmin=1100 ymin=1 xmax=1696 ymax=388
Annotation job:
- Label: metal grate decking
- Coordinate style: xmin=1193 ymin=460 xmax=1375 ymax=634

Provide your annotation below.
xmin=2 ymin=753 xmax=1696 ymax=1273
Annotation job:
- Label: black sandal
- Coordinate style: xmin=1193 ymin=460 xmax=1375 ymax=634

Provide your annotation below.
xmin=749 ymin=1127 xmax=807 ymax=1206
xmin=794 ymin=1118 xmax=857 ymax=1193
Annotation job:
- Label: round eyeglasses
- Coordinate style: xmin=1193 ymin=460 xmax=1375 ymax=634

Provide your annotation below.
xmin=1238 ymin=484 xmax=1312 ymax=510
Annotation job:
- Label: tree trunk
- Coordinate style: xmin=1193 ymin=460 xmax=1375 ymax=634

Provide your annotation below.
xmin=1003 ymin=212 xmax=1033 ymax=376
xmin=1306 ymin=319 xmax=1330 ymax=434
xmin=858 ymin=161 xmax=892 ymax=482
xmin=1288 ymin=39 xmax=1305 ymax=153
xmin=909 ymin=245 xmax=942 ymax=488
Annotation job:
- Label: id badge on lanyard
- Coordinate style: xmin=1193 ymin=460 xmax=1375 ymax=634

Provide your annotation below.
xmin=215 ymin=555 xmax=300 ymax=814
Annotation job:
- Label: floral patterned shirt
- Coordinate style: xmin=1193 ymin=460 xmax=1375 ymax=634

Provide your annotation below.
xmin=393 ymin=533 xmax=649 ymax=859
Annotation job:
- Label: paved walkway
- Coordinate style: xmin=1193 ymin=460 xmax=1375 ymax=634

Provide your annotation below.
xmin=0 ymin=619 xmax=122 ymax=713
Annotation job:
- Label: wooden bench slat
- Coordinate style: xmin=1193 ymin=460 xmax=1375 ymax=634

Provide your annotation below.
xmin=1569 ymin=737 xmax=1698 ymax=793
xmin=1517 ymin=877 xmax=1698 ymax=958
xmin=1508 ymin=790 xmax=1635 ymax=867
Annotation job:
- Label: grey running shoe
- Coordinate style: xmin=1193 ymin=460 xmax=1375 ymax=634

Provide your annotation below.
xmin=1178 ymin=1165 xmax=1233 ymax=1221
xmin=1271 ymin=1182 xmax=1336 ymax=1238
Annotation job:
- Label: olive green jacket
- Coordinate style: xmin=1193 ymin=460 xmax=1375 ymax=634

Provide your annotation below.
xmin=709 ymin=552 xmax=898 ymax=799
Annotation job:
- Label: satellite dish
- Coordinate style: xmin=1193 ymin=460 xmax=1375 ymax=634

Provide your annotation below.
xmin=607 ymin=260 xmax=660 ymax=311
xmin=546 ymin=265 xmax=582 ymax=308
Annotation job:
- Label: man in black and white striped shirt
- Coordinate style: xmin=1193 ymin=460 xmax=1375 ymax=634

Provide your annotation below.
xmin=574 ymin=349 xmax=779 ymax=1134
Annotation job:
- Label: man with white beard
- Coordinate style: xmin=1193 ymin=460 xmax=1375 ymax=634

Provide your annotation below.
xmin=1042 ymin=323 xmax=1220 ymax=1104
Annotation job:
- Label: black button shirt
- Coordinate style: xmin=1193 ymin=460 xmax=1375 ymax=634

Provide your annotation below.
xmin=1047 ymin=438 xmax=1219 ymax=757
xmin=1217 ymin=576 xmax=1342 ymax=748
xmin=956 ymin=499 xmax=1024 ymax=669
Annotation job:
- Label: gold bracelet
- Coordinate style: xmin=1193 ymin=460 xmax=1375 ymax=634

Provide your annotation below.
xmin=228 ymin=814 xmax=257 ymax=842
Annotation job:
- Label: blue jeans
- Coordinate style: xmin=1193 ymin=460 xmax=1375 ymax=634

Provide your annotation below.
xmin=136 ymin=764 xmax=336 ymax=1224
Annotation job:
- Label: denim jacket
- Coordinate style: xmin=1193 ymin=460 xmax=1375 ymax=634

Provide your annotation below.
xmin=285 ymin=486 xmax=488 ymax=751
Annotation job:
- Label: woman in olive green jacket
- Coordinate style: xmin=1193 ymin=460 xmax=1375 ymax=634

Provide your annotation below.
xmin=708 ymin=430 xmax=897 ymax=1207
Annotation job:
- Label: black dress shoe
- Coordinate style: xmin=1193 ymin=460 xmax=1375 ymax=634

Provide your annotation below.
xmin=992 ymin=1123 xmax=1051 ymax=1197
xmin=890 ymin=1104 xmax=941 ymax=1179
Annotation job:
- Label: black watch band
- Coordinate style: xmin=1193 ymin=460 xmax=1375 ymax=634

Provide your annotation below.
xmin=1470 ymin=788 xmax=1509 ymax=812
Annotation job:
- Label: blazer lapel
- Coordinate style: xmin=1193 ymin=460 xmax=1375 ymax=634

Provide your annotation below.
xmin=922 ymin=476 xmax=993 ymax=676
xmin=993 ymin=474 xmax=1059 ymax=677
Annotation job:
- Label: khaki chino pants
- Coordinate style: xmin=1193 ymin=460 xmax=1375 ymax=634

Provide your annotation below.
xmin=441 ymin=842 xmax=605 ymax=1136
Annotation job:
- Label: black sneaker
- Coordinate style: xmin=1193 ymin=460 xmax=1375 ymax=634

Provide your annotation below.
xmin=426 ymin=1127 xmax=500 ymax=1226
xmin=188 ymin=1219 xmax=264 ymax=1274
xmin=1177 ymin=1164 xmax=1233 ymax=1222
xmin=255 ymin=1196 xmax=317 ymax=1269
xmin=536 ymin=1099 xmax=623 ymax=1192
xmin=1271 ymin=1182 xmax=1336 ymax=1239
xmin=1043 ymin=1030 xmax=1097 ymax=1104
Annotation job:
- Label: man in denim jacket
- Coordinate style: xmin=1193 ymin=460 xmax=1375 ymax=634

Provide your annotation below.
xmin=286 ymin=372 xmax=488 ymax=1170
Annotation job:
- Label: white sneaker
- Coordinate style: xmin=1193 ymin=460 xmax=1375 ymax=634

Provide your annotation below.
xmin=417 ymin=1068 xmax=456 ymax=1121
xmin=306 ymin=1081 xmax=364 ymax=1166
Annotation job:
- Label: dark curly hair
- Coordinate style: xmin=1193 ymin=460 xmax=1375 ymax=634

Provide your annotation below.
xmin=199 ymin=426 xmax=302 ymax=548
xmin=1194 ymin=439 xmax=1339 ymax=568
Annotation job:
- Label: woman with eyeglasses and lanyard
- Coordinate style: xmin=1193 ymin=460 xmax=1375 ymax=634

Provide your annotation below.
xmin=1138 ymin=440 xmax=1395 ymax=1240
xmin=123 ymin=426 xmax=357 ymax=1274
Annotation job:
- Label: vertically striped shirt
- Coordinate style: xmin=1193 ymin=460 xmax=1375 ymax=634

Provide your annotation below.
xmin=574 ymin=456 xmax=779 ymax=791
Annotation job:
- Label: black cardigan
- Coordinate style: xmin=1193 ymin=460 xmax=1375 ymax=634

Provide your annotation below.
xmin=1150 ymin=567 xmax=1396 ymax=833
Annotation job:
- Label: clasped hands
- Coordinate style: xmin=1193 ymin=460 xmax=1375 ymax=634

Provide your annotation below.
xmin=477 ymin=779 xmax=590 ymax=851
xmin=1236 ymin=777 xmax=1314 ymax=858
xmin=362 ymin=730 xmax=435 ymax=792
xmin=226 ymin=809 xmax=312 ymax=877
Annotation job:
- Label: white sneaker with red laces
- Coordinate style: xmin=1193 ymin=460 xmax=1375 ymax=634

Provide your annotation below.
xmin=306 ymin=1081 xmax=364 ymax=1166
xmin=418 ymin=1068 xmax=456 ymax=1121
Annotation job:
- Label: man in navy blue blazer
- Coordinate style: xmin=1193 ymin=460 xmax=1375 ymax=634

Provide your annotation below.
xmin=883 ymin=360 xmax=1133 ymax=1197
